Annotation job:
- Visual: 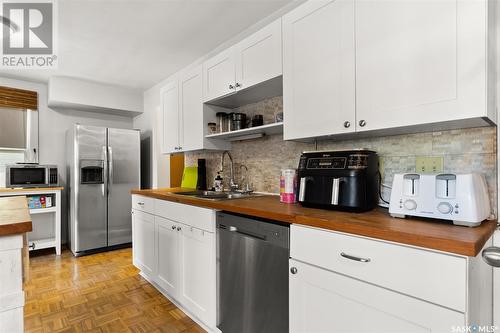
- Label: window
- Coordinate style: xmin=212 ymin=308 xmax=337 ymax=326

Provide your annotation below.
xmin=0 ymin=86 xmax=39 ymax=186
xmin=0 ymin=107 xmax=28 ymax=149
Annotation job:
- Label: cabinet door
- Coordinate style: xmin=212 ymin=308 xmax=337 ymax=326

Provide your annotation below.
xmin=155 ymin=216 xmax=180 ymax=298
xmin=160 ymin=78 xmax=180 ymax=154
xmin=235 ymin=18 xmax=282 ymax=91
xmin=179 ymin=226 xmax=215 ymax=327
xmin=203 ymin=48 xmax=236 ymax=102
xmin=289 ymin=259 xmax=464 ymax=333
xmin=179 ymin=65 xmax=203 ymax=152
xmin=355 ymin=0 xmax=487 ymax=132
xmin=283 ymin=0 xmax=355 ymax=140
xmin=132 ymin=210 xmax=156 ymax=277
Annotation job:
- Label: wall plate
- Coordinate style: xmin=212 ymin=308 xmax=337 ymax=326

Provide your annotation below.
xmin=415 ymin=156 xmax=444 ymax=173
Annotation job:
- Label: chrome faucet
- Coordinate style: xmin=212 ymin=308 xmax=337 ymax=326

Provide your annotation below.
xmin=221 ymin=151 xmax=238 ymax=191
xmin=239 ymin=164 xmax=253 ymax=193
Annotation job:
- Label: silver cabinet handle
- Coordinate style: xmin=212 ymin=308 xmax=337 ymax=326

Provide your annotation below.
xmin=290 ymin=267 xmax=298 ymax=274
xmin=235 ymin=82 xmax=241 ymax=88
xmin=340 ymin=252 xmax=371 ymax=263
xmin=359 ymin=120 xmax=366 ymax=127
xmin=343 ymin=121 xmax=350 ymax=128
xmin=331 ymin=178 xmax=340 ymax=205
xmin=177 ymin=226 xmax=182 ymax=231
xmin=482 ymin=247 xmax=500 ymax=267
xmin=137 ymin=202 xmax=144 ymax=206
xmin=229 ymin=84 xmax=235 ymax=89
xmin=171 ymin=225 xmax=176 ymax=230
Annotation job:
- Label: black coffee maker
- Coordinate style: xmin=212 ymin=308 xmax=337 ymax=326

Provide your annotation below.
xmin=296 ymin=150 xmax=379 ymax=212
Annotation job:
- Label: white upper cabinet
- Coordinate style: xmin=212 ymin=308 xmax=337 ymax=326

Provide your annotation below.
xmin=235 ymin=19 xmax=282 ymax=91
xmin=160 ymin=78 xmax=180 ymax=154
xmin=283 ymin=0 xmax=495 ymax=141
xmin=203 ymin=48 xmax=237 ymax=102
xmin=283 ymin=0 xmax=356 ymax=140
xmin=180 ymin=66 xmax=204 ymax=151
xmin=161 ymin=64 xmax=229 ymax=154
xmin=355 ymin=0 xmax=492 ymax=132
xmin=203 ymin=19 xmax=283 ymax=103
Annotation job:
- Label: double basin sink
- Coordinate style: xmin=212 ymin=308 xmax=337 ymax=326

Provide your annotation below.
xmin=173 ymin=190 xmax=261 ymax=201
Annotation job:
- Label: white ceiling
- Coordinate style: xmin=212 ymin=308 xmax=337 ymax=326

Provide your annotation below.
xmin=0 ymin=0 xmax=293 ymax=91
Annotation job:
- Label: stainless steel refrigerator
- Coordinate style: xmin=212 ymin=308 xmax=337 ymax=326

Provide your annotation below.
xmin=67 ymin=124 xmax=140 ymax=256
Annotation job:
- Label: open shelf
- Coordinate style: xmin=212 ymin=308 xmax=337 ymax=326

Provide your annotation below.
xmin=30 ymin=207 xmax=57 ymax=215
xmin=205 ymin=122 xmax=283 ymax=141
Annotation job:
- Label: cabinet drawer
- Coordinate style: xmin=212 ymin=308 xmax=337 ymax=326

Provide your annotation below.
xmin=155 ymin=199 xmax=215 ymax=233
xmin=290 ymin=225 xmax=466 ymax=311
xmin=132 ymin=195 xmax=155 ymax=214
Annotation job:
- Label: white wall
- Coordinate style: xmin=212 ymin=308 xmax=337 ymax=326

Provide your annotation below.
xmin=138 ymin=85 xmax=170 ymax=188
xmin=0 ymin=76 xmax=134 ymax=243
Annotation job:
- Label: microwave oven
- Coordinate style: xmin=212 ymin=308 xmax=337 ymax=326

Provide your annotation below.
xmin=6 ymin=164 xmax=58 ymax=188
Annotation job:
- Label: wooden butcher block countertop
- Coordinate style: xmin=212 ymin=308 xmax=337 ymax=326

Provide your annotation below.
xmin=0 ymin=187 xmax=64 ymax=193
xmin=0 ymin=196 xmax=32 ymax=236
xmin=132 ymin=188 xmax=497 ymax=257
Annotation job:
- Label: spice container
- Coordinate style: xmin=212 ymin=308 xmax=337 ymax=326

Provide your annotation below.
xmin=280 ymin=169 xmax=297 ymax=203
xmin=230 ymin=113 xmax=247 ymax=131
xmin=251 ymin=114 xmax=264 ymax=127
xmin=216 ymin=112 xmax=228 ymax=133
xmin=207 ymin=122 xmax=217 ymax=135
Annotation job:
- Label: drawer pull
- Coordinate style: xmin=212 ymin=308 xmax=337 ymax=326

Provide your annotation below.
xmin=340 ymin=252 xmax=371 ymax=263
xmin=137 ymin=202 xmax=145 ymax=206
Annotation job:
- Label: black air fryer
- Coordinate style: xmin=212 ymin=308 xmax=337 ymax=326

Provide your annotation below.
xmin=296 ymin=150 xmax=379 ymax=212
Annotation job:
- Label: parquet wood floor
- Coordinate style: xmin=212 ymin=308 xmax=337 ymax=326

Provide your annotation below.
xmin=24 ymin=248 xmax=206 ymax=333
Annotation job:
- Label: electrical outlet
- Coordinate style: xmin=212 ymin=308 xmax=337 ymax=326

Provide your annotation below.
xmin=378 ymin=157 xmax=384 ymax=175
xmin=415 ymin=156 xmax=444 ymax=173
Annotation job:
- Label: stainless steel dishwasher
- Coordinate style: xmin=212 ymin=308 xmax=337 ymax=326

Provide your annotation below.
xmin=216 ymin=212 xmax=289 ymax=333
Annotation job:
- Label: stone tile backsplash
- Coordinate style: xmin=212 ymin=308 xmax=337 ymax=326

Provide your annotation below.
xmin=185 ymin=96 xmax=497 ymax=214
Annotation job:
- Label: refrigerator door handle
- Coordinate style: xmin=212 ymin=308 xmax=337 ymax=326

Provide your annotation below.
xmin=108 ymin=146 xmax=113 ymax=193
xmin=102 ymin=145 xmax=108 ymax=197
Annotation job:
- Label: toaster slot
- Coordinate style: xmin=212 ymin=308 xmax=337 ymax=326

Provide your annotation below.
xmin=403 ymin=174 xmax=420 ymax=196
xmin=435 ymin=174 xmax=456 ymax=199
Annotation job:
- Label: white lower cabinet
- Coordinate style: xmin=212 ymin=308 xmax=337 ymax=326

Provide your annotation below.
xmin=289 ymin=259 xmax=463 ymax=333
xmin=0 ymin=234 xmax=25 ymax=333
xmin=290 ymin=225 xmax=492 ymax=333
xmin=132 ymin=210 xmax=156 ymax=277
xmin=132 ymin=197 xmax=216 ymax=330
xmin=179 ymin=225 xmax=215 ymax=326
xmin=155 ymin=216 xmax=179 ymax=296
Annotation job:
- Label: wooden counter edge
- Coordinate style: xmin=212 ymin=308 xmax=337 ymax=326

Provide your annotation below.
xmin=0 ymin=187 xmax=64 ymax=192
xmin=0 ymin=221 xmax=32 ymax=236
xmin=131 ymin=189 xmax=497 ymax=257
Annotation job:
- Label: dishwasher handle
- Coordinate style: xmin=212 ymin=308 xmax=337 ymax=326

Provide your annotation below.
xmin=222 ymin=225 xmax=267 ymax=241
